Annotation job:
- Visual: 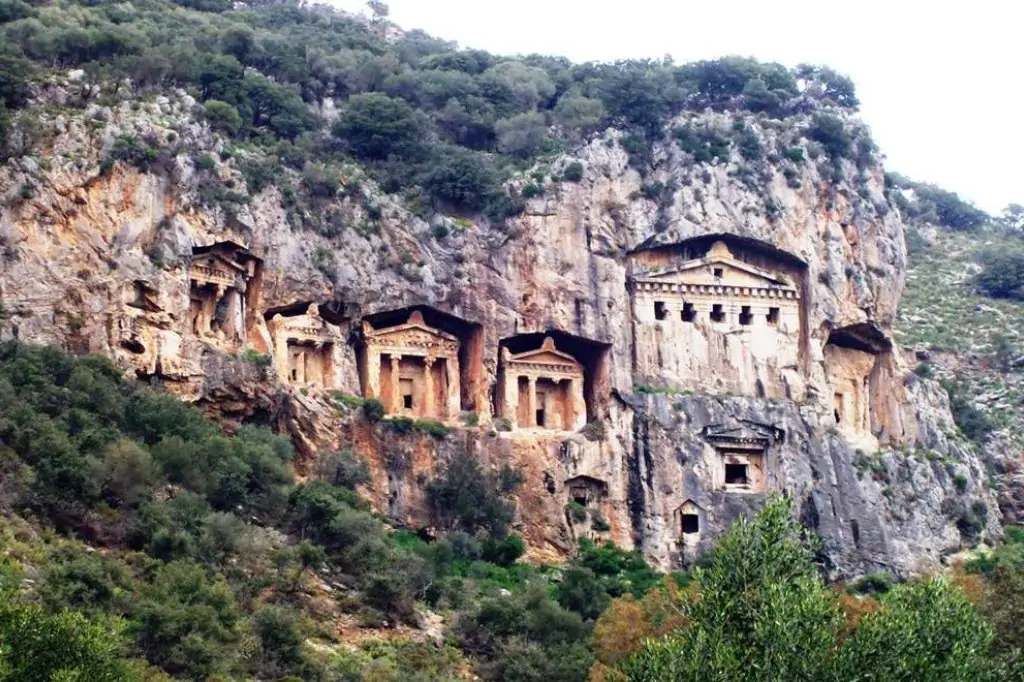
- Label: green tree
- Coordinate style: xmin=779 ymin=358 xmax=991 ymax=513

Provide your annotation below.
xmin=834 ymin=578 xmax=999 ymax=682
xmin=976 ymin=250 xmax=1024 ymax=301
xmin=618 ymin=498 xmax=1008 ymax=682
xmin=495 ymin=111 xmax=548 ymax=157
xmin=0 ymin=584 xmax=136 ymax=681
xmin=425 ymin=449 xmax=523 ymax=539
xmin=621 ymin=498 xmax=840 ymax=682
xmin=203 ymin=100 xmax=242 ymax=136
xmin=332 ymin=92 xmax=426 ymax=160
xmin=552 ymin=92 xmax=605 ymax=138
xmin=420 ymin=145 xmax=500 ymax=211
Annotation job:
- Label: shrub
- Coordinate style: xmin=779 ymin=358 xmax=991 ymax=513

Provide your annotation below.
xmin=332 ymin=92 xmax=426 ymax=161
xmin=566 ymin=501 xmax=588 ymax=524
xmin=673 ymin=123 xmax=731 ymax=164
xmin=252 ymin=605 xmax=306 ymax=674
xmin=807 ymin=113 xmax=852 ymax=159
xmin=976 ymin=250 xmax=1024 ymax=301
xmin=784 ymin=146 xmax=805 ymax=162
xmin=194 ymin=153 xmax=216 ymax=172
xmin=421 ymin=146 xmax=501 ymax=211
xmin=941 ymin=378 xmax=994 ymax=443
xmin=521 ymin=182 xmax=544 ymax=199
xmin=581 ymin=420 xmax=606 ymax=442
xmin=362 ymin=398 xmax=385 ymax=422
xmin=0 ymin=584 xmax=136 ymax=681
xmin=131 ymin=560 xmax=241 ymax=678
xmin=203 ymin=100 xmax=242 ymax=136
xmin=241 ymin=349 xmax=272 ymax=366
xmin=425 ymin=449 xmax=523 ymax=538
xmin=481 ymin=533 xmax=526 ymax=567
xmin=414 ymin=418 xmax=451 ymax=438
xmin=913 ymin=362 xmax=934 ymax=379
xmin=553 ymin=93 xmax=606 ymax=138
xmin=732 ymin=122 xmax=763 ymax=161
xmin=495 ymin=111 xmax=548 ymax=158
xmin=561 ymin=161 xmax=584 ymax=182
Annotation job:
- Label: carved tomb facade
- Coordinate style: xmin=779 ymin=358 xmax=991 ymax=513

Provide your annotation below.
xmin=267 ymin=303 xmax=346 ymax=390
xmin=631 ymin=239 xmax=803 ymax=398
xmin=360 ymin=310 xmax=460 ymax=419
xmin=498 ymin=336 xmax=587 ymax=431
xmin=188 ymin=242 xmax=260 ymax=350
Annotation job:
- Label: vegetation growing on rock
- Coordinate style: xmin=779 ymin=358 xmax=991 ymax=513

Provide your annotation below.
xmin=0 ymin=0 xmax=869 ymax=219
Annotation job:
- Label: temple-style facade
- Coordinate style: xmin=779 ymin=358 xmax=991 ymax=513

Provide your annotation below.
xmin=631 ymin=239 xmax=803 ymax=397
xmin=498 ymin=336 xmax=587 ymax=431
xmin=267 ymin=304 xmax=345 ymax=390
xmin=632 ymin=240 xmax=800 ymax=332
xmin=703 ymin=422 xmax=783 ymax=494
xmin=188 ymin=242 xmax=260 ymax=350
xmin=360 ymin=310 xmax=461 ymax=419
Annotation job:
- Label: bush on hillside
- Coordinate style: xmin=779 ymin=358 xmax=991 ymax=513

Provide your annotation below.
xmin=976 ymin=250 xmax=1024 ymax=301
xmin=616 ymin=497 xmax=1012 ymax=681
xmin=425 ymin=449 xmax=523 ymax=538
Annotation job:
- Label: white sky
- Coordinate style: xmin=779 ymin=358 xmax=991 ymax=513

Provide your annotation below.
xmin=333 ymin=0 xmax=1022 ymax=214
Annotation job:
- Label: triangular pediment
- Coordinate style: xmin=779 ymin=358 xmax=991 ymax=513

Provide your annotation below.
xmin=703 ymin=420 xmax=785 ymax=447
xmin=365 ymin=322 xmax=458 ymax=344
xmin=507 ymin=336 xmax=582 ymax=367
xmin=644 ymin=258 xmax=790 ymax=288
xmin=633 ymin=240 xmax=794 ymax=289
xmin=510 ymin=349 xmax=580 ymax=366
xmin=565 ymin=475 xmax=608 ymax=491
xmin=191 ymin=252 xmax=248 ymax=274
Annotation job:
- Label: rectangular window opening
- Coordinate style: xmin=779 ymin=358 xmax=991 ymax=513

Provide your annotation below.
xmin=571 ymin=488 xmax=589 ymax=506
xmin=767 ymin=307 xmax=780 ymax=325
xmin=739 ymin=305 xmax=753 ymax=326
xmin=400 ymin=378 xmax=415 ymax=410
xmin=536 ymin=409 xmax=546 ymax=427
xmin=725 ymin=463 xmax=749 ymax=486
xmin=681 ymin=302 xmax=696 ymax=322
xmin=654 ymin=300 xmax=667 ymax=321
xmin=681 ymin=514 xmax=700 ymax=534
xmin=713 ymin=267 xmax=724 ymax=279
xmin=710 ymin=304 xmax=725 ymax=323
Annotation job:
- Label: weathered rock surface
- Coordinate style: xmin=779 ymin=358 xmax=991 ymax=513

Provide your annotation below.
xmin=0 ymin=81 xmax=999 ymax=576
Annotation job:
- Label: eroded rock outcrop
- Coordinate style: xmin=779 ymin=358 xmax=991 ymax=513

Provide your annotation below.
xmin=0 ymin=82 xmax=998 ymax=576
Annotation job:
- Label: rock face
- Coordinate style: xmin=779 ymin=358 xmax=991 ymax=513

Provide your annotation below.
xmin=0 ymin=82 xmax=999 ymax=576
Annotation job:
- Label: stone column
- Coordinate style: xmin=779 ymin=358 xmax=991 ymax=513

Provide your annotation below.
xmin=365 ymin=347 xmax=381 ymax=400
xmin=570 ymin=377 xmax=587 ymax=430
xmin=295 ymin=349 xmax=306 ymax=385
xmin=527 ymin=376 xmax=537 ymax=428
xmin=446 ymin=353 xmax=461 ymax=420
xmin=423 ymin=357 xmax=435 ymax=419
xmin=503 ymin=372 xmax=518 ymax=427
xmin=209 ymin=284 xmax=225 ymax=337
xmin=269 ymin=318 xmax=288 ymax=383
xmin=390 ymin=354 xmax=402 ymax=413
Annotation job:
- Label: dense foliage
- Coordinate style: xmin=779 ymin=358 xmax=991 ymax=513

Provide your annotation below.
xmin=0 ymin=342 xmax=659 ymax=680
xmin=976 ymin=250 xmax=1024 ymax=302
xmin=608 ymin=498 xmax=1020 ymax=682
xmin=887 ymin=173 xmax=990 ymax=232
xmin=0 ymin=0 xmax=862 ymax=218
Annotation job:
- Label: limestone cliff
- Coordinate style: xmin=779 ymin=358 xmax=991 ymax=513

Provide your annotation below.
xmin=0 ymin=76 xmax=998 ymax=576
